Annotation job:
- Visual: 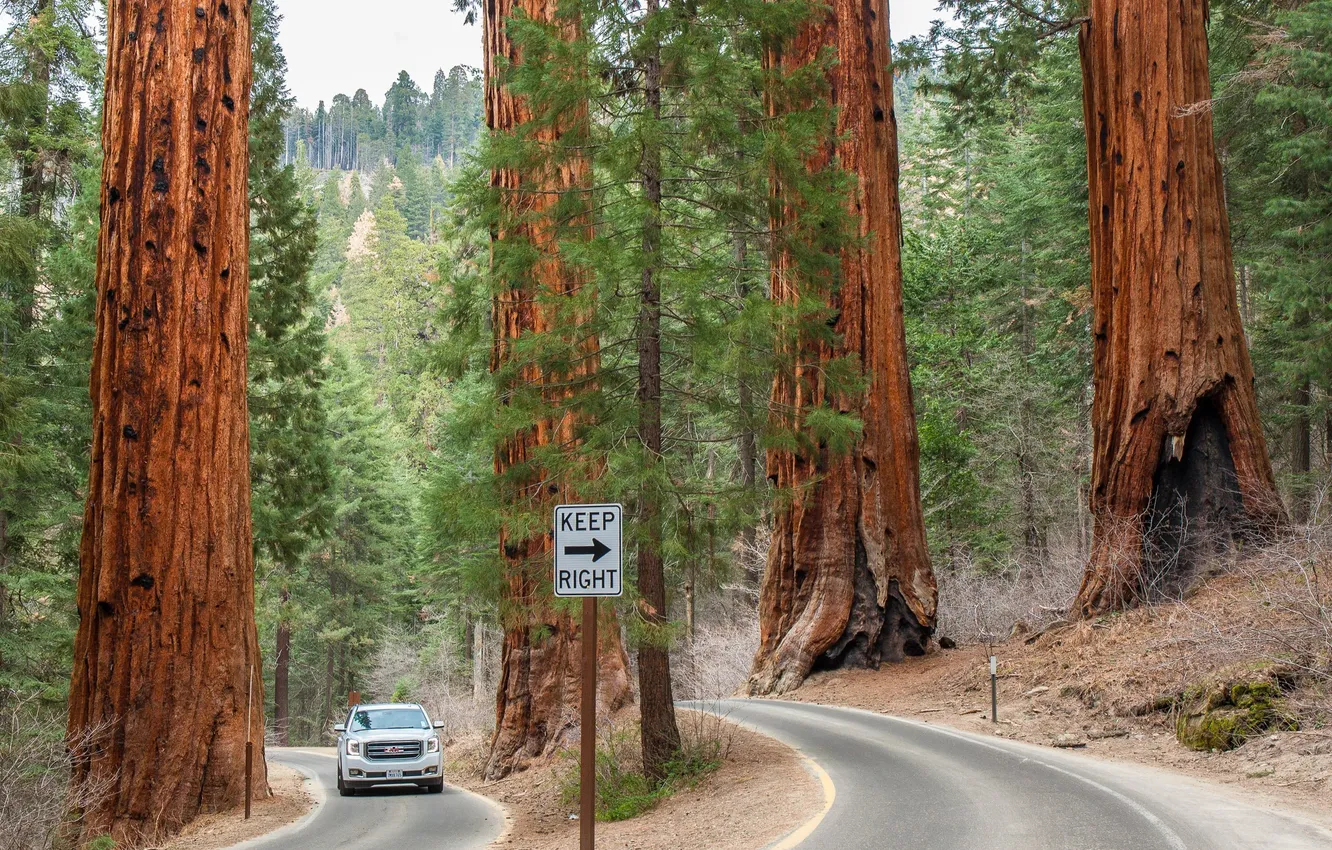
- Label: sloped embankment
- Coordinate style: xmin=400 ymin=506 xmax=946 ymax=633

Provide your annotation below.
xmin=787 ymin=567 xmax=1331 ymax=826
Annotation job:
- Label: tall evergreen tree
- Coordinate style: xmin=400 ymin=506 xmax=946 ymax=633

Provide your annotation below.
xmin=749 ymin=0 xmax=937 ymax=695
xmin=477 ymin=0 xmax=634 ymax=781
xmin=67 ymin=1 xmax=266 ymax=842
xmin=0 ymin=0 xmax=100 ymax=681
xmin=1074 ymin=0 xmax=1284 ymax=614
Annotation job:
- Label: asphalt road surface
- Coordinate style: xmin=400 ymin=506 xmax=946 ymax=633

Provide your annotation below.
xmin=686 ymin=699 xmax=1332 ymax=850
xmin=236 ymin=748 xmax=504 ymax=850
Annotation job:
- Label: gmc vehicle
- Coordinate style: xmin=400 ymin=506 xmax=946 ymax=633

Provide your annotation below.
xmin=334 ymin=703 xmax=445 ymax=796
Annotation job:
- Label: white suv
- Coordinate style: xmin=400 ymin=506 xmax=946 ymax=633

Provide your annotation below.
xmin=335 ymin=703 xmax=445 ymax=796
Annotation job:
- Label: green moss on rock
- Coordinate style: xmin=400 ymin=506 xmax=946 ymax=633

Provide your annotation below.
xmin=1175 ymin=679 xmax=1298 ymax=751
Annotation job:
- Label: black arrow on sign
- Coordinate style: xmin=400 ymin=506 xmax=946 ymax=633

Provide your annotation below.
xmin=564 ymin=538 xmax=612 ymax=562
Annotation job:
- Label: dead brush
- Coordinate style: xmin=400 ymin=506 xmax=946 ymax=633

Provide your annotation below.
xmin=672 ymin=599 xmax=759 ymax=701
xmin=934 ymin=542 xmax=1085 ymax=645
xmin=365 ymin=622 xmax=499 ymax=757
xmin=0 ymin=691 xmax=117 ymax=850
xmin=1175 ymin=505 xmax=1332 ymax=728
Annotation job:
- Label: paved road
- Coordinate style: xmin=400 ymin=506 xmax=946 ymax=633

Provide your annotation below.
xmin=236 ymin=748 xmax=504 ymax=850
xmin=685 ymin=699 xmax=1332 ymax=850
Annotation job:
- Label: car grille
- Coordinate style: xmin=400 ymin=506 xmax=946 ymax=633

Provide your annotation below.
xmin=365 ymin=740 xmax=422 ymax=760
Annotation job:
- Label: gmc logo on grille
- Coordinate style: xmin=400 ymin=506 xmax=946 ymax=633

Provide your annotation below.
xmin=384 ymin=746 xmax=404 ymax=754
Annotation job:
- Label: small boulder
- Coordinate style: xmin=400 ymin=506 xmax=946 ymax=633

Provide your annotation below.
xmin=1175 ymin=680 xmax=1298 ymax=752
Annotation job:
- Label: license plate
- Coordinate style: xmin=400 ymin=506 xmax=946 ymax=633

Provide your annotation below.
xmin=386 ymin=769 xmax=404 ymax=779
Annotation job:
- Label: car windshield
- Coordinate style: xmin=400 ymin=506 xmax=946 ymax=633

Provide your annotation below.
xmin=349 ymin=708 xmax=429 ymax=732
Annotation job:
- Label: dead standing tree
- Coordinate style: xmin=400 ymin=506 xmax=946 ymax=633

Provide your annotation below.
xmin=1074 ymin=0 xmax=1285 ymax=615
xmin=67 ymin=0 xmax=268 ymax=844
xmin=748 ymin=0 xmax=937 ymax=696
xmin=484 ymin=0 xmax=633 ymax=780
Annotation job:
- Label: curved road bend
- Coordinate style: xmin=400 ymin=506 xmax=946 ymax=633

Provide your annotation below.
xmin=684 ymin=699 xmax=1332 ymax=850
xmin=236 ymin=748 xmax=505 ymax=850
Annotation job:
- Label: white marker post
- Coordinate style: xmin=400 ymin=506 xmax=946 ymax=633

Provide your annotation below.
xmin=554 ymin=504 xmax=624 ymax=850
xmin=990 ymin=655 xmax=998 ymax=723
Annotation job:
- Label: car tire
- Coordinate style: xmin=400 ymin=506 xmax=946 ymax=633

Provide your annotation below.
xmin=337 ymin=769 xmax=356 ymax=797
xmin=425 ymin=782 xmax=444 ymax=794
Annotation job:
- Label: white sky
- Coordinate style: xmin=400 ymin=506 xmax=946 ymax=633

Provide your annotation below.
xmin=275 ymin=0 xmax=949 ymax=109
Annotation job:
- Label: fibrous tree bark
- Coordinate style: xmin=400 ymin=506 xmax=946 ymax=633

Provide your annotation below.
xmin=484 ymin=0 xmax=633 ymax=781
xmin=67 ymin=1 xmax=267 ymax=844
xmin=1074 ymin=0 xmax=1285 ymax=616
xmin=748 ymin=0 xmax=937 ymax=697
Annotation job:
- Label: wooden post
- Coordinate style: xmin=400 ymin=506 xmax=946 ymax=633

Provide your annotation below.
xmin=581 ymin=596 xmax=597 ymax=850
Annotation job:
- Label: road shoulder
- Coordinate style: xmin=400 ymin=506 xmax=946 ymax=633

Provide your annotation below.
xmin=453 ymin=710 xmax=823 ymax=850
xmin=155 ymin=761 xmax=317 ymax=850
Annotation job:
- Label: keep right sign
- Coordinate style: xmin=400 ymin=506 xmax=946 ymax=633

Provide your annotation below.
xmin=553 ymin=504 xmax=624 ymax=598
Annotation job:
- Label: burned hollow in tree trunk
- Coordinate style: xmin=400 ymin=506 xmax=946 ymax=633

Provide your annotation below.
xmin=748 ymin=0 xmax=937 ymax=697
xmin=1074 ymin=0 xmax=1285 ymax=616
xmin=483 ymin=0 xmax=633 ymax=780
xmin=67 ymin=0 xmax=267 ymax=844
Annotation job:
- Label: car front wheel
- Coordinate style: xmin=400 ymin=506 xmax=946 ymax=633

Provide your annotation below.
xmin=337 ymin=766 xmax=356 ymax=797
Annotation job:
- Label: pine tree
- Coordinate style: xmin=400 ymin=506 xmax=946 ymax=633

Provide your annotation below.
xmin=0 ymin=0 xmax=100 ymax=680
xmin=1247 ymin=1 xmax=1332 ymax=521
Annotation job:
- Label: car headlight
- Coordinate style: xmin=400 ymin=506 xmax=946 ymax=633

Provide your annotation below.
xmin=426 ymin=736 xmax=440 ymax=754
xmin=346 ymin=738 xmax=360 ymax=756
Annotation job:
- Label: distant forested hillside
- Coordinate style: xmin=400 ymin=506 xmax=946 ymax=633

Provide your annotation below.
xmin=283 ymin=66 xmax=484 ymax=170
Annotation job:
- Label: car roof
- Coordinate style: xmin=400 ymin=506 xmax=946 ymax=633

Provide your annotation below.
xmin=352 ymin=703 xmax=425 ymax=712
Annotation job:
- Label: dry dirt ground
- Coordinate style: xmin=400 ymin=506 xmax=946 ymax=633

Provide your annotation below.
xmin=150 ymin=763 xmax=314 ymax=850
xmin=786 ymin=572 xmax=1332 ymax=829
xmin=450 ymin=710 xmax=822 ymax=850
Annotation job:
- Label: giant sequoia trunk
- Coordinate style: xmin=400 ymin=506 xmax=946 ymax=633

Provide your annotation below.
xmin=67 ymin=1 xmax=267 ymax=844
xmin=484 ymin=0 xmax=632 ymax=781
xmin=748 ymin=0 xmax=937 ymax=697
xmin=1074 ymin=0 xmax=1284 ymax=616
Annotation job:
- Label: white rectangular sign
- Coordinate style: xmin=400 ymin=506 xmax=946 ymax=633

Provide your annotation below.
xmin=553 ymin=503 xmax=623 ymax=598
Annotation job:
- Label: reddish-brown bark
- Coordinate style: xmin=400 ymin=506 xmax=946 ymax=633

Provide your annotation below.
xmin=484 ymin=0 xmax=632 ymax=780
xmin=749 ymin=0 xmax=936 ymax=697
xmin=1074 ymin=0 xmax=1284 ymax=616
xmin=67 ymin=1 xmax=267 ymax=844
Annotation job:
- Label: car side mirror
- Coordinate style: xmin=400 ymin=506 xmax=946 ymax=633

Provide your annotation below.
xmin=334 ymin=724 xmax=346 ymax=733
xmin=433 ymin=720 xmax=445 ymax=729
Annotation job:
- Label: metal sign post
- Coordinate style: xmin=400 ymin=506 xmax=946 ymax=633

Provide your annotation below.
xmin=580 ymin=596 xmax=596 ymax=850
xmin=554 ymin=504 xmax=624 ymax=850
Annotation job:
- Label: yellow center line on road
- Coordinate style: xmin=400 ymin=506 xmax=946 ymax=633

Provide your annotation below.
xmin=766 ymin=753 xmax=835 ymax=850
